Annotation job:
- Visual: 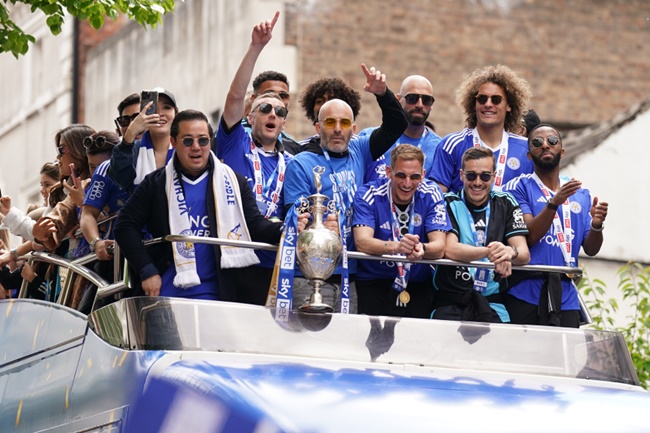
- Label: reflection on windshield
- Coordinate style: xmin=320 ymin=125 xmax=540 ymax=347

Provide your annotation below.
xmin=89 ymin=297 xmax=639 ymax=386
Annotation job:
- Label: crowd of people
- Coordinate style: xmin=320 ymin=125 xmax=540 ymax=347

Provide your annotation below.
xmin=0 ymin=12 xmax=609 ymax=328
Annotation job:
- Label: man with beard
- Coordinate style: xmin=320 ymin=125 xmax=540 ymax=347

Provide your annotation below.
xmin=361 ymin=75 xmax=441 ymax=183
xmin=431 ymin=146 xmax=530 ymax=323
xmin=503 ymin=124 xmax=608 ymax=328
xmin=284 ymin=64 xmax=408 ymax=313
xmin=431 ymin=65 xmax=533 ymax=193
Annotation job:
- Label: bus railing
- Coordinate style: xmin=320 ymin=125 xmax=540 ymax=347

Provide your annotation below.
xmin=16 ymin=234 xmax=590 ymax=322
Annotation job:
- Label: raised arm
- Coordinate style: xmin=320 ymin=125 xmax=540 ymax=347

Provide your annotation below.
xmin=222 ymin=11 xmax=279 ymax=129
xmin=360 ymin=64 xmax=408 ymax=160
xmin=582 ymin=196 xmax=607 ymax=256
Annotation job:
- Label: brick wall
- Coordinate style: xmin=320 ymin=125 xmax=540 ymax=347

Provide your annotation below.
xmin=286 ymin=0 xmax=650 ymax=139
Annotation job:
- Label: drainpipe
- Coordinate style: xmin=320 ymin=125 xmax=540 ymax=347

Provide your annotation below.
xmin=71 ymin=17 xmax=80 ymax=124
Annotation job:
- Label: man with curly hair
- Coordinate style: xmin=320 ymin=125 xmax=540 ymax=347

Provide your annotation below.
xmin=430 ymin=65 xmax=534 ymax=194
xmin=299 ymin=77 xmax=362 ymax=127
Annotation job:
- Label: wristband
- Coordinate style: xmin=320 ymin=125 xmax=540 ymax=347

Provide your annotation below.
xmin=590 ymin=221 xmax=604 ymax=232
xmin=422 ymin=243 xmax=427 ymax=253
xmin=510 ymin=245 xmax=519 ymax=260
xmin=10 ymin=248 xmax=19 ymax=261
xmin=546 ymin=202 xmax=559 ymax=211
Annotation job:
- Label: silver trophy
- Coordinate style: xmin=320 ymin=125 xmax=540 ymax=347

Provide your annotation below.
xmin=296 ymin=167 xmax=343 ymax=313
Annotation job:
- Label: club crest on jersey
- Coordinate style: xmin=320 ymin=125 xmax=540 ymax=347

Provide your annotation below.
xmin=570 ymin=201 xmax=582 ymax=214
xmin=375 ymin=163 xmax=387 ymax=178
xmin=432 ymin=203 xmax=447 ymax=226
xmin=512 ymin=208 xmax=527 ymax=230
xmin=413 ymin=213 xmax=423 ymax=227
xmin=507 ymin=157 xmax=521 ymax=170
xmin=176 ymin=229 xmax=195 ymax=258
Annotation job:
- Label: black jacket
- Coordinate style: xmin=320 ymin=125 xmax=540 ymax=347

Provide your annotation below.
xmin=114 ymin=156 xmax=282 ymax=301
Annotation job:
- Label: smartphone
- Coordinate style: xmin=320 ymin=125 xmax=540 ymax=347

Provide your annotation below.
xmin=69 ymin=163 xmax=78 ymax=185
xmin=140 ymin=90 xmax=159 ymax=115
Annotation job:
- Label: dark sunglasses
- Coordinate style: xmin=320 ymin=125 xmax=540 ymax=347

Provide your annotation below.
xmin=393 ymin=172 xmax=423 ymax=181
xmin=475 ymin=94 xmax=504 ymax=105
xmin=253 ymin=102 xmax=288 ymax=118
xmin=115 ymin=113 xmax=139 ymax=128
xmin=530 ymin=135 xmax=560 ymax=148
xmin=464 ymin=171 xmax=493 ymax=182
xmin=56 ymin=145 xmax=67 ymax=157
xmin=181 ymin=136 xmax=211 ymax=147
xmin=83 ymin=135 xmax=115 ymax=152
xmin=404 ymin=93 xmax=435 ymax=106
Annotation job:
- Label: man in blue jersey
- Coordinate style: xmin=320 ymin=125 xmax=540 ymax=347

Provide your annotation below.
xmin=361 ymin=75 xmax=442 ymax=184
xmin=114 ymin=110 xmax=282 ymax=300
xmin=432 ymin=147 xmax=530 ymax=323
xmin=81 ymin=132 xmax=129 ymax=263
xmin=431 ymin=65 xmax=533 ymax=193
xmin=216 ymin=12 xmax=293 ymax=305
xmin=284 ymin=64 xmax=408 ymax=313
xmin=353 ymin=145 xmax=449 ymax=318
xmin=503 ymin=124 xmax=608 ymax=328
xmin=245 ymin=70 xmax=301 ymax=156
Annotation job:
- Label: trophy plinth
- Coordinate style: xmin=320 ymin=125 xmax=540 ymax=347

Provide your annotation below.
xmin=296 ymin=169 xmax=342 ymax=313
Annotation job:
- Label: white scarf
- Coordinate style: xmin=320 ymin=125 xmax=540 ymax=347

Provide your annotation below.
xmin=165 ymin=153 xmax=259 ymax=288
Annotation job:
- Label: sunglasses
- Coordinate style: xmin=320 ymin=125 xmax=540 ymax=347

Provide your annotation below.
xmin=83 ymin=135 xmax=115 ymax=152
xmin=404 ymin=93 xmax=435 ymax=106
xmin=321 ymin=117 xmax=353 ymax=129
xmin=115 ymin=113 xmax=139 ymax=128
xmin=181 ymin=136 xmax=211 ymax=147
xmin=56 ymin=145 xmax=68 ymax=157
xmin=475 ymin=94 xmax=504 ymax=105
xmin=530 ymin=135 xmax=560 ymax=148
xmin=464 ymin=171 xmax=493 ymax=182
xmin=252 ymin=102 xmax=288 ymax=118
xmin=393 ymin=172 xmax=423 ymax=181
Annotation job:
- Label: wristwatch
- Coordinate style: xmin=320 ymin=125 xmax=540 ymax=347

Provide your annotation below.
xmin=89 ymin=238 xmax=102 ymax=252
xmin=510 ymin=245 xmax=519 ymax=260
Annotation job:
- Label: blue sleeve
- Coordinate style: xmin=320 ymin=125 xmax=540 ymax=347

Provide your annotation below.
xmin=352 ymin=185 xmax=375 ymax=228
xmin=424 ymin=196 xmax=451 ymax=233
xmin=215 ymin=117 xmax=249 ymax=162
xmin=510 ymin=179 xmax=533 ymax=216
xmin=83 ymin=165 xmax=111 ymax=210
xmin=429 ymin=136 xmax=456 ymax=188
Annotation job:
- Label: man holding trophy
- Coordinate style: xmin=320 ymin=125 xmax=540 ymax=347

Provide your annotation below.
xmin=283 ymin=64 xmax=408 ymax=314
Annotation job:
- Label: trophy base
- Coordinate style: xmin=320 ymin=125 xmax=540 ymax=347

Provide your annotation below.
xmin=299 ymin=280 xmax=333 ymax=313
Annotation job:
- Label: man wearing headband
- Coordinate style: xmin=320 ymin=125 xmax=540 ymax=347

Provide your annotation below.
xmin=432 ymin=146 xmax=530 ymax=323
xmin=431 ymin=65 xmax=534 ymax=194
xmin=503 ymin=124 xmax=608 ymax=328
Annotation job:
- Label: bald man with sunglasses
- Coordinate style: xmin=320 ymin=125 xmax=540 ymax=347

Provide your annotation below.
xmin=431 ymin=65 xmax=534 ymax=194
xmin=215 ymin=12 xmax=294 ymax=305
xmin=503 ymin=124 xmax=608 ymax=328
xmin=283 ymin=64 xmax=408 ymax=314
xmin=361 ymin=75 xmax=442 ymax=184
